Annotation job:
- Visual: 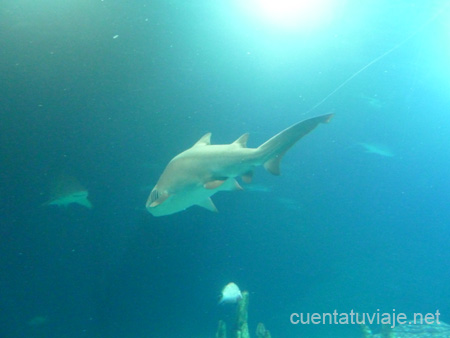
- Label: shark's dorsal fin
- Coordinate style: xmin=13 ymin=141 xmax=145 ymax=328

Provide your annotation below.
xmin=193 ymin=133 xmax=211 ymax=147
xmin=232 ymin=133 xmax=249 ymax=148
xmin=197 ymin=198 xmax=218 ymax=212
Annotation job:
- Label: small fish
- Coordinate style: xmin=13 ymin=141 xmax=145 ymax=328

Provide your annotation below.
xmin=219 ymin=282 xmax=242 ymax=304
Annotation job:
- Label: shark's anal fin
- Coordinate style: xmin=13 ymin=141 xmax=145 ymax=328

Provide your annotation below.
xmin=197 ymin=198 xmax=218 ymax=212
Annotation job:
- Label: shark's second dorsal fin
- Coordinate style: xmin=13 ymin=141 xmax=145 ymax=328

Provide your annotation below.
xmin=232 ymin=133 xmax=249 ymax=148
xmin=193 ymin=133 xmax=211 ymax=147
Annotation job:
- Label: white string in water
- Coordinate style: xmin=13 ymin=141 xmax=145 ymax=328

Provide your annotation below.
xmin=305 ymin=3 xmax=448 ymax=115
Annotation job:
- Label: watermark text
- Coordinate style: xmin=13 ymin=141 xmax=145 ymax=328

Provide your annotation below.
xmin=290 ymin=309 xmax=441 ymax=328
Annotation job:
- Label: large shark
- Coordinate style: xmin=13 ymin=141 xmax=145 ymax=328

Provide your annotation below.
xmin=43 ymin=175 xmax=92 ymax=209
xmin=146 ymin=114 xmax=333 ymax=216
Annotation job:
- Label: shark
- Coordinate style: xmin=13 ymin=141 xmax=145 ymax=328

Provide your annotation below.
xmin=358 ymin=142 xmax=394 ymax=157
xmin=146 ymin=114 xmax=333 ymax=216
xmin=43 ymin=175 xmax=92 ymax=209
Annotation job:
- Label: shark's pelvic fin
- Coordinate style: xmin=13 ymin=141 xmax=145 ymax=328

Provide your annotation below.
xmin=197 ymin=198 xmax=219 ymax=212
xmin=230 ymin=179 xmax=244 ymax=191
xmin=204 ymin=179 xmax=243 ymax=191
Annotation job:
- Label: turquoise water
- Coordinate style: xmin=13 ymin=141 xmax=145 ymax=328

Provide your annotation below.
xmin=1 ymin=1 xmax=449 ymax=337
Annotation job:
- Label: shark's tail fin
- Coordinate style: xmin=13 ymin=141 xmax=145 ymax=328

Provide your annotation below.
xmin=257 ymin=114 xmax=333 ymax=175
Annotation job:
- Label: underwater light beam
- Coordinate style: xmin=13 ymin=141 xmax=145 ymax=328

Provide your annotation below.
xmin=242 ymin=0 xmax=335 ymax=31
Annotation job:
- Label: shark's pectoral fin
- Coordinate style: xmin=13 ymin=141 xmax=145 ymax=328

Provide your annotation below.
xmin=241 ymin=171 xmax=253 ymax=183
xmin=197 ymin=198 xmax=218 ymax=213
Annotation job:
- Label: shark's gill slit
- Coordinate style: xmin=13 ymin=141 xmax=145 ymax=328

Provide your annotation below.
xmin=150 ymin=189 xmax=159 ymax=204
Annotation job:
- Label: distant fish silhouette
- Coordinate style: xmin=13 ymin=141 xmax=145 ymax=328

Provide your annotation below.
xmin=358 ymin=142 xmax=394 ymax=157
xmin=27 ymin=315 xmax=48 ymax=326
xmin=359 ymin=93 xmax=384 ymax=109
xmin=219 ymin=282 xmax=242 ymax=304
xmin=242 ymin=183 xmax=271 ymax=193
xmin=43 ymin=175 xmax=92 ymax=209
xmin=276 ymin=197 xmax=305 ymax=212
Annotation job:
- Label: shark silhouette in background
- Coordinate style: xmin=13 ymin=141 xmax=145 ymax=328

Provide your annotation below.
xmin=43 ymin=175 xmax=92 ymax=209
xmin=146 ymin=114 xmax=333 ymax=216
xmin=358 ymin=142 xmax=394 ymax=157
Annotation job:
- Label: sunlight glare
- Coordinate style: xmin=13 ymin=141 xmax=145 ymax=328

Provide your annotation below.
xmin=243 ymin=0 xmax=336 ymax=32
